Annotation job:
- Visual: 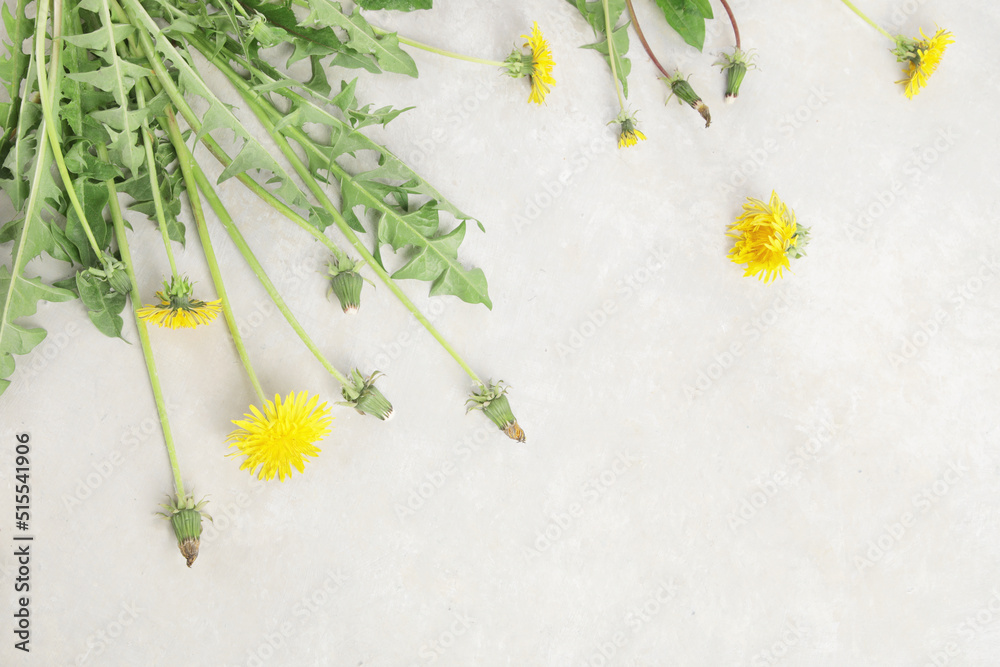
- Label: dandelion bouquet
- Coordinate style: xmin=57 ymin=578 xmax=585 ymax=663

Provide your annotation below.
xmin=0 ymin=0 xmax=531 ymax=565
xmin=0 ymin=0 xmax=956 ymax=568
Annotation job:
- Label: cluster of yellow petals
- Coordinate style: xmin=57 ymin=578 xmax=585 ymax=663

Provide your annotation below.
xmin=898 ymin=28 xmax=954 ymax=98
xmin=523 ymin=22 xmax=556 ymax=104
xmin=227 ymin=392 xmax=333 ymax=482
xmin=727 ymin=191 xmax=800 ymax=283
xmin=137 ymin=293 xmax=221 ymax=329
xmin=617 ymin=124 xmax=647 ymax=149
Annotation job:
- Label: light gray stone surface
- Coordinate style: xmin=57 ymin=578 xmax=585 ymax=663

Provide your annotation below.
xmin=2 ymin=1 xmax=999 ymax=665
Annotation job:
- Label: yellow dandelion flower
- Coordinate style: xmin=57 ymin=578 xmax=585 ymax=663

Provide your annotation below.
xmin=895 ymin=28 xmax=953 ymax=98
xmin=523 ymin=23 xmax=555 ymax=104
xmin=727 ymin=191 xmax=809 ymax=283
xmin=613 ymin=110 xmax=646 ymax=149
xmin=227 ymin=391 xmax=333 ymax=482
xmin=504 ymin=22 xmax=556 ymax=104
xmin=137 ymin=275 xmax=221 ymax=329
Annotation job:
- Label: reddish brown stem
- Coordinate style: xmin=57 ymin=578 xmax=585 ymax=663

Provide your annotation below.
xmin=624 ymin=0 xmax=673 ymax=79
xmin=718 ymin=0 xmax=741 ymax=50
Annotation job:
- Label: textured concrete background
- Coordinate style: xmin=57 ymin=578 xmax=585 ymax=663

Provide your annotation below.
xmin=2 ymin=0 xmax=1000 ymax=665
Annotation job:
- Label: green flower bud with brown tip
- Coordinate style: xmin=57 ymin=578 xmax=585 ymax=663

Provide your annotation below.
xmin=326 ymin=257 xmax=370 ymax=315
xmin=715 ymin=49 xmax=757 ymax=103
xmin=467 ymin=381 xmax=526 ymax=442
xmin=157 ymin=494 xmax=212 ymax=568
xmin=665 ymin=72 xmax=711 ymax=127
xmin=339 ymin=369 xmax=394 ymax=420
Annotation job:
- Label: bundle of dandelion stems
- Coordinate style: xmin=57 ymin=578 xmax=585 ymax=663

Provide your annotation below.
xmin=1 ymin=0 xmax=525 ymax=566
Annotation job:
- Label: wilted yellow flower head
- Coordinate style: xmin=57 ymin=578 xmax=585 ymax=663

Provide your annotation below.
xmin=504 ymin=22 xmax=556 ymax=104
xmin=137 ymin=275 xmax=221 ymax=329
xmin=727 ymin=191 xmax=809 ymax=283
xmin=612 ymin=110 xmax=646 ymax=149
xmin=894 ymin=28 xmax=953 ymax=98
xmin=227 ymin=391 xmax=333 ymax=481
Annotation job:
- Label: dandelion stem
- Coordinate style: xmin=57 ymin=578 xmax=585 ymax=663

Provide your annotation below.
xmin=624 ymin=0 xmax=672 ymax=79
xmin=34 ymin=0 xmax=104 ymax=261
xmin=838 ymin=0 xmax=894 ymax=41
xmin=198 ymin=132 xmax=350 ymax=266
xmin=718 ymin=0 xmax=741 ymax=50
xmin=602 ymin=0 xmax=626 ymax=110
xmin=124 ymin=28 xmax=351 ymax=267
xmin=230 ymin=0 xmax=251 ymax=20
xmin=134 ymin=21 xmax=360 ymax=389
xmin=371 ymin=25 xmax=506 ymax=67
xmin=192 ymin=41 xmax=484 ymax=385
xmin=161 ymin=109 xmax=267 ymax=404
xmin=136 ymin=84 xmax=179 ymax=279
xmin=196 ymin=163 xmax=353 ymax=387
xmin=99 ymin=141 xmax=186 ymax=498
xmin=163 ymin=111 xmax=353 ymax=389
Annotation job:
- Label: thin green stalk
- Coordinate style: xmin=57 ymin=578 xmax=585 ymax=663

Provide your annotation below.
xmin=123 ymin=37 xmax=351 ymax=268
xmin=98 ymin=142 xmax=185 ymax=497
xmin=123 ymin=2 xmax=200 ymax=119
xmin=195 ymin=133 xmax=349 ymax=265
xmin=839 ymin=0 xmax=894 ymax=41
xmin=200 ymin=48 xmax=482 ymax=383
xmin=160 ymin=109 xmax=267 ymax=403
xmin=136 ymin=84 xmax=179 ymax=278
xmin=602 ymin=0 xmax=626 ymax=110
xmin=116 ymin=6 xmax=268 ymax=404
xmin=372 ymin=26 xmax=505 ymax=67
xmin=229 ymin=0 xmax=251 ymax=20
xmin=163 ymin=110 xmax=352 ymax=389
xmin=135 ymin=21 xmax=481 ymax=385
xmin=34 ymin=0 xmax=103 ymax=260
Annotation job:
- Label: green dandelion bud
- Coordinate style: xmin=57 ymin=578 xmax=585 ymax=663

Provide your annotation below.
xmin=665 ymin=72 xmax=711 ymax=127
xmin=158 ymin=494 xmax=212 ymax=568
xmin=725 ymin=63 xmax=747 ymax=101
xmin=467 ymin=381 xmax=525 ymax=442
xmin=242 ymin=13 xmax=283 ymax=48
xmin=329 ymin=272 xmax=363 ymax=314
xmin=326 ymin=257 xmax=370 ymax=315
xmin=339 ymin=369 xmax=394 ymax=420
xmin=87 ymin=253 xmax=132 ymax=295
xmin=715 ymin=49 xmax=757 ymax=103
xmin=107 ymin=267 xmax=132 ymax=295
